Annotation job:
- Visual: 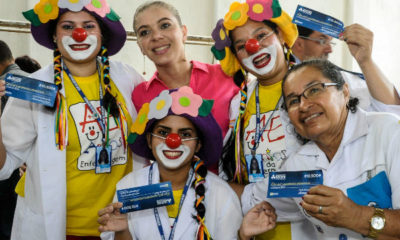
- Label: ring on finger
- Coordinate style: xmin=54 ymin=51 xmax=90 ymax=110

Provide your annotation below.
xmin=318 ymin=206 xmax=323 ymax=214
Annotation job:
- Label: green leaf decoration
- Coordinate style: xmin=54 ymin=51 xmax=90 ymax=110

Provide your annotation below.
xmin=198 ymin=99 xmax=214 ymax=116
xmin=211 ymin=46 xmax=226 ymax=60
xmin=272 ymin=0 xmax=282 ymax=18
xmin=127 ymin=132 xmax=138 ymax=144
xmin=106 ymin=8 xmax=121 ymax=21
xmin=23 ymin=9 xmax=42 ymax=27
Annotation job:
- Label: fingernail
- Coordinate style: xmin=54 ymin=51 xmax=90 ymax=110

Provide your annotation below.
xmin=301 ymin=196 xmax=304 ymax=200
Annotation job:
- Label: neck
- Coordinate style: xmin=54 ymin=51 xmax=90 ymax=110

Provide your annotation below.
xmin=257 ymin=63 xmax=288 ymax=86
xmin=0 ymin=60 xmax=14 ymax=75
xmin=156 ymin=59 xmax=192 ymax=89
xmin=63 ymin=58 xmax=97 ymax=77
xmin=158 ymin=162 xmax=192 ymax=190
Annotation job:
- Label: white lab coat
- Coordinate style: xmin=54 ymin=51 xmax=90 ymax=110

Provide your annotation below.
xmin=101 ymin=162 xmax=243 ymax=240
xmin=0 ymin=61 xmax=147 ymax=240
xmin=242 ymin=108 xmax=400 ymax=239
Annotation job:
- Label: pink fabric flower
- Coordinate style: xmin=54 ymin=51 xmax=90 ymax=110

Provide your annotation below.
xmin=85 ymin=0 xmax=110 ymax=17
xmin=247 ymin=0 xmax=273 ymax=22
xmin=170 ymin=86 xmax=202 ymax=117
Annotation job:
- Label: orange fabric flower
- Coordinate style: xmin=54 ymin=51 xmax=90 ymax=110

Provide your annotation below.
xmin=223 ymin=2 xmax=249 ymax=30
xmin=131 ymin=102 xmax=149 ymax=135
xmin=33 ymin=0 xmax=59 ymax=23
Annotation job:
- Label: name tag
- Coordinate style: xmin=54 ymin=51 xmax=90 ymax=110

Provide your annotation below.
xmin=5 ymin=73 xmax=57 ymax=107
xmin=117 ymin=182 xmax=174 ymax=214
xmin=292 ymin=5 xmax=344 ymax=39
xmin=267 ymin=170 xmax=323 ymax=198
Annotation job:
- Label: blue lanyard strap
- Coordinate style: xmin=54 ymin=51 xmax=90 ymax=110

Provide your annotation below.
xmin=63 ymin=62 xmax=107 ymax=144
xmin=149 ymin=163 xmax=194 ymax=240
xmin=253 ymin=83 xmax=282 ymax=154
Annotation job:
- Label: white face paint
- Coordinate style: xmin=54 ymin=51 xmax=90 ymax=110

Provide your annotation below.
xmin=61 ymin=35 xmax=98 ymax=61
xmin=154 ymin=142 xmax=192 ymax=169
xmin=241 ymin=44 xmax=277 ymax=76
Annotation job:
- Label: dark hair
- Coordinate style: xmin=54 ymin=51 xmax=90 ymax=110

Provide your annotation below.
xmin=133 ymin=1 xmax=182 ymax=34
xmin=0 ymin=40 xmax=13 ymax=63
xmin=297 ymin=25 xmax=314 ymax=37
xmin=15 ymin=55 xmax=41 ymax=73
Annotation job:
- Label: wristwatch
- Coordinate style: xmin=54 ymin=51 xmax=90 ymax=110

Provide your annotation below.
xmin=368 ymin=208 xmax=385 ymax=239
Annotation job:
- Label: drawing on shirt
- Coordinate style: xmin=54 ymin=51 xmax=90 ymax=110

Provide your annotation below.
xmin=70 ymin=101 xmax=127 ymax=170
xmin=244 ymin=111 xmax=286 ymax=175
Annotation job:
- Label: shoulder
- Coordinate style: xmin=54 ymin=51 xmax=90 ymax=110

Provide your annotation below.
xmin=29 ymin=64 xmax=54 ymax=82
xmin=205 ymin=172 xmax=239 ymax=200
xmin=192 ymin=61 xmax=232 ymax=80
xmin=365 ymin=110 xmax=400 ymax=131
xmin=109 ymin=60 xmax=144 ymax=85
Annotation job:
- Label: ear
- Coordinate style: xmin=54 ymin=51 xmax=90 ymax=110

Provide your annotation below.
xmin=181 ymin=25 xmax=188 ymax=43
xmin=292 ymin=37 xmax=304 ymax=52
xmin=276 ymin=28 xmax=285 ymax=46
xmin=195 ymin=139 xmax=202 ymax=153
xmin=342 ymin=82 xmax=350 ymax=101
xmin=146 ymin=132 xmax=152 ymax=149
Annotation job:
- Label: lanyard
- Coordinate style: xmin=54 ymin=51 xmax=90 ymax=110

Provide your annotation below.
xmin=63 ymin=62 xmax=108 ymax=144
xmin=252 ymin=83 xmax=282 ymax=155
xmin=149 ymin=163 xmax=194 ymax=240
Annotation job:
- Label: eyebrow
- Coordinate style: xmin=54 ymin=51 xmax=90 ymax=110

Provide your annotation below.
xmin=285 ymin=80 xmax=321 ymax=98
xmin=136 ymin=17 xmax=172 ymax=32
xmin=153 ymin=125 xmax=194 ymax=132
xmin=59 ymin=20 xmax=97 ymax=25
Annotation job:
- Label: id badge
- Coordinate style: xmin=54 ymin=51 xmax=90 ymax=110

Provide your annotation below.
xmin=245 ymin=154 xmax=265 ymax=183
xmin=95 ymin=146 xmax=112 ymax=174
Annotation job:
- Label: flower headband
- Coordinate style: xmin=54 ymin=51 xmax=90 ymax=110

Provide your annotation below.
xmin=211 ymin=0 xmax=298 ymax=76
xmin=128 ymin=86 xmax=214 ymax=144
xmin=23 ymin=0 xmax=120 ymax=27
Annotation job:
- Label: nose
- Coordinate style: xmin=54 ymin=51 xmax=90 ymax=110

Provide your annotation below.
xmin=72 ymin=28 xmax=87 ymax=42
xmin=298 ymin=95 xmax=313 ymax=111
xmin=245 ymin=38 xmax=260 ymax=54
xmin=151 ymin=28 xmax=164 ymax=40
xmin=165 ymin=133 xmax=181 ymax=149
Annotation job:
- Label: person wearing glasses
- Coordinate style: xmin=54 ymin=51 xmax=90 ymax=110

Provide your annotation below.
xmin=240 ymin=59 xmax=400 ymax=239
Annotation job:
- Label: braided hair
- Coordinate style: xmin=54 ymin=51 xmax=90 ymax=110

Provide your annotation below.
xmin=100 ymin=46 xmax=119 ymax=118
xmin=192 ymin=156 xmax=212 ymax=240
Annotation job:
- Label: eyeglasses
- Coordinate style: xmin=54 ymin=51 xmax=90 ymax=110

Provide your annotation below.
xmin=151 ymin=133 xmax=198 ymax=142
xmin=285 ymin=82 xmax=339 ymax=110
xmin=299 ymin=36 xmax=336 ymax=46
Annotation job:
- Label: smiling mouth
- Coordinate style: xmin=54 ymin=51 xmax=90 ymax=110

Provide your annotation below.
xmin=253 ymin=53 xmax=271 ymax=69
xmin=163 ymin=150 xmax=183 ymax=159
xmin=153 ymin=45 xmax=170 ymax=55
xmin=70 ymin=44 xmax=90 ymax=51
xmin=303 ymin=113 xmax=322 ymax=123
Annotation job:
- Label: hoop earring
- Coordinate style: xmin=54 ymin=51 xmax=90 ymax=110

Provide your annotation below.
xmin=142 ymin=54 xmax=146 ymax=75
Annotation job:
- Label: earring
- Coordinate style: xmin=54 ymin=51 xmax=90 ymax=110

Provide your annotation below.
xmin=142 ymin=54 xmax=146 ymax=75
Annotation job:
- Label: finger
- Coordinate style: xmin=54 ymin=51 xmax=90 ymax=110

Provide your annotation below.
xmin=98 ymin=204 xmax=114 ymax=217
xmin=307 ymin=185 xmax=337 ymax=197
xmin=303 ymin=194 xmax=331 ymax=206
xmin=301 ymin=201 xmax=327 ymax=216
xmin=97 ymin=213 xmax=110 ymax=225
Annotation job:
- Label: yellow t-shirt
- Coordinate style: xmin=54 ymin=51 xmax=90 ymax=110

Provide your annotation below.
xmin=242 ymin=81 xmax=291 ymax=240
xmin=63 ymin=71 xmax=133 ymax=236
xmin=166 ymin=189 xmax=183 ymax=226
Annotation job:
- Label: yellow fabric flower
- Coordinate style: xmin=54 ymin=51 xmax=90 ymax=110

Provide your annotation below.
xmin=223 ymin=2 xmax=249 ymax=30
xmin=33 ymin=0 xmax=59 ymax=23
xmin=270 ymin=11 xmax=298 ymax=47
xmin=131 ymin=102 xmax=149 ymax=135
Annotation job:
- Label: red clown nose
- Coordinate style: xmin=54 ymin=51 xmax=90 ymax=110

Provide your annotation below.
xmin=245 ymin=38 xmax=260 ymax=54
xmin=72 ymin=28 xmax=88 ymax=42
xmin=165 ymin=133 xmax=181 ymax=149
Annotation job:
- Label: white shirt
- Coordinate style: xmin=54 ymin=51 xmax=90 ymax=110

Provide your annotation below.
xmin=101 ymin=162 xmax=243 ymax=240
xmin=242 ymin=108 xmax=400 ymax=239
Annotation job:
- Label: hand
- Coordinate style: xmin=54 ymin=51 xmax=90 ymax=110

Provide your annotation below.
xmin=0 ymin=80 xmax=5 ymax=97
xmin=19 ymin=163 xmax=27 ymax=177
xmin=300 ymin=185 xmax=363 ymax=231
xmin=239 ymin=201 xmax=277 ymax=240
xmin=340 ymin=24 xmax=373 ymax=66
xmin=97 ymin=202 xmax=128 ymax=232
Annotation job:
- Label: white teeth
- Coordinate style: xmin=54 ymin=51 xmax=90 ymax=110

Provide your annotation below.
xmin=71 ymin=45 xmax=89 ymax=49
xmin=304 ymin=113 xmax=321 ymax=123
xmin=154 ymin=45 xmax=169 ymax=52
xmin=163 ymin=151 xmax=182 ymax=158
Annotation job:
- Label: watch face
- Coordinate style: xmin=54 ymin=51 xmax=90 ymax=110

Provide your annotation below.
xmin=371 ymin=216 xmax=385 ymax=230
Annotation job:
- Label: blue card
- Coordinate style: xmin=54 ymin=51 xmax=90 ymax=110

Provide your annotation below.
xmin=117 ymin=182 xmax=174 ymax=213
xmin=5 ymin=73 xmax=57 ymax=107
xmin=267 ymin=170 xmax=323 ymax=198
xmin=347 ymin=171 xmax=392 ymax=209
xmin=292 ymin=5 xmax=344 ymax=39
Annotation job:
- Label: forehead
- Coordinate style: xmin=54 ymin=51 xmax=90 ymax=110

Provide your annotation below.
xmin=309 ymin=31 xmax=330 ymax=39
xmin=284 ymin=66 xmax=328 ymax=92
xmin=135 ymin=6 xmax=176 ymax=27
xmin=58 ymin=11 xmax=97 ymax=23
xmin=153 ymin=115 xmax=195 ymax=130
xmin=231 ymin=20 xmax=273 ymax=40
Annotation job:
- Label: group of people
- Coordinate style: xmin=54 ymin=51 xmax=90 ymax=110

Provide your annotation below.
xmin=0 ymin=0 xmax=399 ymax=240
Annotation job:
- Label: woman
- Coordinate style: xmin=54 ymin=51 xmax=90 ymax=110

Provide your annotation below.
xmin=0 ymin=0 xmax=145 ymax=239
xmin=98 ymin=87 xmax=243 ymax=239
xmin=243 ymin=59 xmax=400 ymax=239
xmin=131 ymin=1 xmax=240 ymax=174
xmin=213 ymin=0 xmax=400 ymax=239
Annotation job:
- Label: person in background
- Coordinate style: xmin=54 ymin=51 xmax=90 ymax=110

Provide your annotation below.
xmin=0 ymin=0 xmax=146 ymax=239
xmin=131 ymin=1 xmax=240 ymax=174
xmin=15 ymin=55 xmax=41 ymax=73
xmin=211 ymin=0 xmax=400 ymax=239
xmin=242 ymin=59 xmax=400 ymax=239
xmin=98 ymin=87 xmax=243 ymax=239
xmin=0 ymin=40 xmax=29 ymax=240
xmin=291 ymin=25 xmax=333 ymax=63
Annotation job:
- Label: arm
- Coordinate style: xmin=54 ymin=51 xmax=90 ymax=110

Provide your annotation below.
xmin=0 ymin=79 xmax=6 ymax=169
xmin=98 ymin=202 xmax=133 ymax=240
xmin=341 ymin=24 xmax=400 ymax=105
xmin=301 ymin=185 xmax=400 ymax=238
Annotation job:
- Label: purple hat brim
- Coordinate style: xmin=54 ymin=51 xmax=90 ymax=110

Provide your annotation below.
xmin=30 ymin=8 xmax=126 ymax=56
xmin=130 ymin=111 xmax=223 ymax=168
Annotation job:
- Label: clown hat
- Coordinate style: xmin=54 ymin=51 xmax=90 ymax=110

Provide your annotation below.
xmin=128 ymin=86 xmax=223 ymax=167
xmin=211 ymin=0 xmax=298 ymax=76
xmin=23 ymin=0 xmax=126 ymax=56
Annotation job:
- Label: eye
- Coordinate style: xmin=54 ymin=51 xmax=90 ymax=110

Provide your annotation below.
xmin=235 ymin=44 xmax=245 ymax=52
xmin=61 ymin=24 xmax=73 ymax=30
xmin=256 ymin=32 xmax=267 ymax=41
xmin=84 ymin=24 xmax=96 ymax=30
xmin=160 ymin=22 xmax=171 ymax=30
xmin=287 ymin=97 xmax=300 ymax=107
xmin=308 ymin=86 xmax=323 ymax=95
xmin=179 ymin=130 xmax=193 ymax=139
xmin=156 ymin=129 xmax=169 ymax=137
xmin=139 ymin=29 xmax=150 ymax=37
